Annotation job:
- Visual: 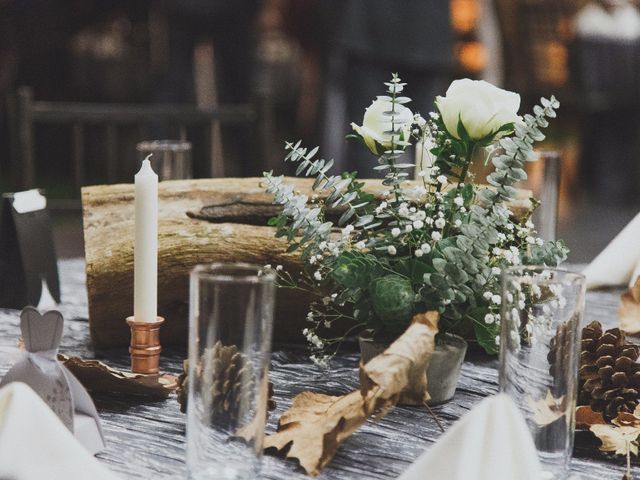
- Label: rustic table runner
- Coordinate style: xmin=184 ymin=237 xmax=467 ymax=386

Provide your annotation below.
xmin=0 ymin=259 xmax=629 ymax=479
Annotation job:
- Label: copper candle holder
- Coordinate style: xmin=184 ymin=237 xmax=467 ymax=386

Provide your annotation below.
xmin=126 ymin=316 xmax=164 ymax=374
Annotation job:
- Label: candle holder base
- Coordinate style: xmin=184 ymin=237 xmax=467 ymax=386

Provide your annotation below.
xmin=126 ymin=316 xmax=164 ymax=374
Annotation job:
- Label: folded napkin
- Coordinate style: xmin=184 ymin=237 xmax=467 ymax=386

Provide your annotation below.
xmin=583 ymin=212 xmax=640 ymax=289
xmin=0 ymin=382 xmax=120 ymax=480
xmin=397 ymin=394 xmax=543 ymax=480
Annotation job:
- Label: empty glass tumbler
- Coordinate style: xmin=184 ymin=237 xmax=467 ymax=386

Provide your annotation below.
xmin=187 ymin=264 xmax=276 ymax=480
xmin=499 ymin=267 xmax=586 ymax=479
xmin=136 ymin=140 xmax=192 ymax=180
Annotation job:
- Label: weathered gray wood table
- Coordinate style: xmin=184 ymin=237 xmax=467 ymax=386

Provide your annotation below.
xmin=0 ymin=259 xmax=631 ymax=479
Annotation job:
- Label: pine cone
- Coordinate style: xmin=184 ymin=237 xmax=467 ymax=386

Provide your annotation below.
xmin=547 ymin=316 xmax=579 ymax=393
xmin=176 ymin=342 xmax=276 ymax=421
xmin=579 ymin=321 xmax=640 ymax=422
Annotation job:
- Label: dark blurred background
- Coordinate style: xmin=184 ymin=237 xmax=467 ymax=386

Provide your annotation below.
xmin=0 ymin=0 xmax=639 ymax=262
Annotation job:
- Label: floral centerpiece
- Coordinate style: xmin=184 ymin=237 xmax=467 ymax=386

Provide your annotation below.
xmin=264 ymin=74 xmax=567 ymax=366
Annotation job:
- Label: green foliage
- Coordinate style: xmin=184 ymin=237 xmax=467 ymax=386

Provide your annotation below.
xmin=263 ymin=75 xmax=567 ymax=360
xmin=370 ymin=275 xmax=415 ymax=329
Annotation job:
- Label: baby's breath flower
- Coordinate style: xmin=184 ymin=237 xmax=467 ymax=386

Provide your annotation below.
xmin=483 ymin=291 xmax=493 ymax=300
xmin=435 ymin=218 xmax=446 ymax=229
xmin=484 ymin=314 xmax=495 ymax=324
xmin=437 ymin=175 xmax=448 ymax=185
xmin=314 ymin=271 xmax=322 ymax=281
xmin=415 ymin=249 xmax=424 ymax=258
xmin=391 ymin=227 xmax=401 ymax=237
xmin=431 ymin=231 xmax=442 ymax=241
xmin=454 ymin=196 xmax=464 ymax=207
xmin=420 ymin=243 xmax=432 ymax=254
xmin=491 ymin=294 xmax=501 ymax=305
xmin=387 ymin=245 xmax=397 ymax=256
xmin=405 ymin=224 xmax=413 ymax=232
xmin=413 ymin=220 xmax=424 ymax=229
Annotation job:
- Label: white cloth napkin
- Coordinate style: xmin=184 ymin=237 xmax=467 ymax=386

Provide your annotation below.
xmin=576 ymin=2 xmax=640 ymax=40
xmin=397 ymin=394 xmax=543 ymax=480
xmin=582 ymin=211 xmax=640 ymax=289
xmin=0 ymin=382 xmax=120 ymax=480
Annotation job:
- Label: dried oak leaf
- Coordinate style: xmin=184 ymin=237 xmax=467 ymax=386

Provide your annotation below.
xmin=590 ymin=424 xmax=640 ymax=456
xmin=263 ymin=312 xmax=439 ymax=476
xmin=58 ymin=354 xmax=177 ymax=398
xmin=528 ymin=390 xmax=567 ymax=427
xmin=576 ymin=405 xmax=606 ymax=429
xmin=620 ymin=277 xmax=640 ymax=336
xmin=263 ymin=390 xmax=367 ymax=476
xmin=360 ymin=311 xmax=439 ymax=407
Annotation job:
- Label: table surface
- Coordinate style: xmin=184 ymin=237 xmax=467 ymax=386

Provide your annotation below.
xmin=0 ymin=259 xmax=632 ymax=479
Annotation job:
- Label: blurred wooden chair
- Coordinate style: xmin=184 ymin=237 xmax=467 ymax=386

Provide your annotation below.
xmin=6 ymin=86 xmax=256 ymax=205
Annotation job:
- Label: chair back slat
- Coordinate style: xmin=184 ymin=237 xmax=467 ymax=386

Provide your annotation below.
xmin=71 ymin=124 xmax=84 ymax=190
xmin=6 ymin=86 xmax=257 ymax=198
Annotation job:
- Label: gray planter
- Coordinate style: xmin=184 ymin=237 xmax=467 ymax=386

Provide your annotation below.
xmin=358 ymin=330 xmax=468 ymax=405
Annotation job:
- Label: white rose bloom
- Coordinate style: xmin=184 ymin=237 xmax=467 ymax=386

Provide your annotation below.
xmin=351 ymin=98 xmax=413 ymax=155
xmin=435 ymin=78 xmax=521 ymax=141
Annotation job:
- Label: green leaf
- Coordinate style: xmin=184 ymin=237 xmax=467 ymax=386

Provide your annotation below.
xmin=432 ymin=258 xmax=447 ymax=273
xmin=473 ymin=320 xmax=499 ymax=355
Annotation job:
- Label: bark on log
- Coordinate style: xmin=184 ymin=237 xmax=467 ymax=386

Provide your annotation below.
xmin=82 ymin=177 xmax=533 ymax=349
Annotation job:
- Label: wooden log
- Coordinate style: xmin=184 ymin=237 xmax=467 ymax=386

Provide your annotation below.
xmin=82 ymin=177 xmax=533 ymax=349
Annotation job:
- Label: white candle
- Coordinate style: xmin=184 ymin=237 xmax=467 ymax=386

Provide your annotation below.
xmin=134 ymin=157 xmax=158 ymax=322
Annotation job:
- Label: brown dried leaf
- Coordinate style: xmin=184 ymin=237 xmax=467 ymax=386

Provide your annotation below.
xmin=528 ymin=390 xmax=567 ymax=427
xmin=360 ymin=311 xmax=439 ymax=407
xmin=576 ymin=405 xmax=606 ymax=429
xmin=58 ymin=354 xmax=177 ymax=398
xmin=263 ymin=312 xmax=439 ymax=476
xmin=620 ymin=277 xmax=640 ymax=335
xmin=590 ymin=424 xmax=640 ymax=456
xmin=263 ymin=391 xmax=366 ymax=476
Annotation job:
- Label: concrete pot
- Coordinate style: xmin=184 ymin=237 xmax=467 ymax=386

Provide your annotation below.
xmin=358 ymin=330 xmax=468 ymax=405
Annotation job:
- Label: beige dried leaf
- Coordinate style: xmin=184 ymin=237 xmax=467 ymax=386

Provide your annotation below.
xmin=528 ymin=390 xmax=566 ymax=427
xmin=590 ymin=424 xmax=640 ymax=456
xmin=620 ymin=277 xmax=640 ymax=335
xmin=263 ymin=312 xmax=439 ymax=476
xmin=263 ymin=390 xmax=367 ymax=476
xmin=360 ymin=311 xmax=439 ymax=407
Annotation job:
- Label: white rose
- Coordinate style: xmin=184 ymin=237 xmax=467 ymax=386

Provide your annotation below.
xmin=435 ymin=79 xmax=521 ymax=141
xmin=351 ymin=98 xmax=413 ymax=155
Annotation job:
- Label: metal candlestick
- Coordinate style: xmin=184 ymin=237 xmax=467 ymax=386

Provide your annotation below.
xmin=126 ymin=316 xmax=164 ymax=374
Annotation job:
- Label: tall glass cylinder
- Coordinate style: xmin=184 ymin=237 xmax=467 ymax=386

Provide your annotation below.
xmin=187 ymin=264 xmax=276 ymax=480
xmin=499 ymin=267 xmax=586 ymax=479
xmin=136 ymin=140 xmax=192 ymax=180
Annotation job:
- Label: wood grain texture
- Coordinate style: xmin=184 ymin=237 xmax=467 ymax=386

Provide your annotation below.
xmin=0 ymin=259 xmax=635 ymax=479
xmin=82 ymin=178 xmax=534 ymax=349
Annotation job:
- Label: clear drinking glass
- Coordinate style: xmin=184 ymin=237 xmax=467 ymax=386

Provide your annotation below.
xmin=499 ymin=267 xmax=586 ymax=479
xmin=187 ymin=263 xmax=276 ymax=480
xmin=136 ymin=140 xmax=192 ymax=180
